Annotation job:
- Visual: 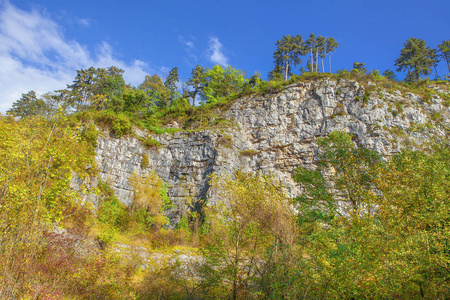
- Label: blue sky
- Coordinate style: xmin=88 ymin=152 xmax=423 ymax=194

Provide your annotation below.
xmin=0 ymin=0 xmax=448 ymax=112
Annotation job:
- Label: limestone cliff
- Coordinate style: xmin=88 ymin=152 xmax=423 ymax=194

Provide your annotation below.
xmin=80 ymin=79 xmax=450 ymax=224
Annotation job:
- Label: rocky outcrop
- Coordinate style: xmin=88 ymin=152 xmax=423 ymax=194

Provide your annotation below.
xmin=82 ymin=79 xmax=450 ymax=224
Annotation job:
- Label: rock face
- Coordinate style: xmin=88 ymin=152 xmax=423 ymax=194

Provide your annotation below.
xmin=87 ymin=79 xmax=450 ymax=224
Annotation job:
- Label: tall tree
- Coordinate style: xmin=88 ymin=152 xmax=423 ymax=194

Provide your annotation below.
xmin=437 ymin=40 xmax=450 ymax=75
xmin=186 ymin=65 xmax=206 ymax=106
xmin=305 ymin=34 xmax=317 ymax=72
xmin=139 ymin=74 xmax=167 ymax=108
xmin=394 ymin=37 xmax=437 ymax=82
xmin=273 ymin=35 xmax=304 ymax=80
xmin=316 ymin=36 xmax=326 ymax=73
xmin=164 ymin=67 xmax=180 ymax=106
xmin=325 ymin=37 xmax=339 ymax=73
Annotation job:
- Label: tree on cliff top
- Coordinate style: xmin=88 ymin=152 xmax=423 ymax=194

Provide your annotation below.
xmin=273 ymin=35 xmax=304 ymax=81
xmin=394 ymin=37 xmax=437 ymax=82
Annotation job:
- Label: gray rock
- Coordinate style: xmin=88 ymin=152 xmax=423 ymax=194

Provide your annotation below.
xmin=75 ymin=80 xmax=450 ymax=226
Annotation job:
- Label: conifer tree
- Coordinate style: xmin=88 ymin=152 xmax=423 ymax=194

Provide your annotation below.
xmin=316 ymin=36 xmax=326 ymax=72
xmin=186 ymin=65 xmax=206 ymax=106
xmin=7 ymin=91 xmax=47 ymax=117
xmin=273 ymin=34 xmax=304 ymax=80
xmin=164 ymin=67 xmax=180 ymax=106
xmin=394 ymin=38 xmax=437 ymax=82
xmin=437 ymin=40 xmax=450 ymax=75
xmin=325 ymin=37 xmax=339 ymax=73
xmin=305 ymin=34 xmax=317 ymax=72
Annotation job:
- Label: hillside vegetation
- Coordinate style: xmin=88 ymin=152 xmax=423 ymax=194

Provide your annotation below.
xmin=2 ymin=36 xmax=450 ymax=299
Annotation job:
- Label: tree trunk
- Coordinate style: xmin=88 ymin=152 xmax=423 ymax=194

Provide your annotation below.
xmin=329 ymin=53 xmax=331 ymax=73
xmin=285 ymin=61 xmax=289 ymax=81
xmin=316 ymin=49 xmax=319 ymax=72
xmin=310 ymin=49 xmax=313 ymax=72
xmin=321 ymin=57 xmax=325 ymax=73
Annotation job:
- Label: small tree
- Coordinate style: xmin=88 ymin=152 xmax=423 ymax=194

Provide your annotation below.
xmin=353 ymin=62 xmax=367 ymax=73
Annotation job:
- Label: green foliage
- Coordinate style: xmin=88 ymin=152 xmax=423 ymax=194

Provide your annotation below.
xmin=7 ymin=90 xmax=48 ymax=117
xmin=141 ymin=136 xmax=161 ymax=149
xmin=438 ymin=40 xmax=450 ymax=75
xmin=202 ymin=65 xmax=248 ymax=104
xmin=94 ymin=110 xmax=133 ymax=137
xmin=383 ymin=69 xmax=397 ymax=80
xmin=353 ymin=62 xmax=367 ymax=73
xmin=395 ymin=37 xmax=438 ymax=82
xmin=81 ymin=123 xmax=99 ymax=148
xmin=186 ymin=64 xmax=206 ymax=106
xmin=273 ymin=34 xmax=304 ymax=80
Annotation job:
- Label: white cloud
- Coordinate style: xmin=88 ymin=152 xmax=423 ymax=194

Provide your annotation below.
xmin=0 ymin=1 xmax=153 ymax=113
xmin=78 ymin=18 xmax=89 ymax=27
xmin=178 ymin=35 xmax=195 ymax=49
xmin=207 ymin=36 xmax=229 ymax=68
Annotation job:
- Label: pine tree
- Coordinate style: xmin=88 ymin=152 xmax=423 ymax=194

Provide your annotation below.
xmin=325 ymin=37 xmax=339 ymax=73
xmin=437 ymin=40 xmax=450 ymax=76
xmin=394 ymin=38 xmax=437 ymax=82
xmin=305 ymin=34 xmax=317 ymax=72
xmin=164 ymin=67 xmax=180 ymax=106
xmin=7 ymin=91 xmax=47 ymax=117
xmin=186 ymin=65 xmax=206 ymax=106
xmin=316 ymin=36 xmax=326 ymax=73
xmin=273 ymin=35 xmax=304 ymax=80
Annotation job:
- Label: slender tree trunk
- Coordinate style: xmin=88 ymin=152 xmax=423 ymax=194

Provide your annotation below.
xmin=316 ymin=49 xmax=319 ymax=72
xmin=321 ymin=57 xmax=324 ymax=73
xmin=310 ymin=49 xmax=313 ymax=72
xmin=329 ymin=53 xmax=331 ymax=73
xmin=285 ymin=61 xmax=289 ymax=81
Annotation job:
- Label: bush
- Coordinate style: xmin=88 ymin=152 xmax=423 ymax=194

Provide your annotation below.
xmin=95 ymin=110 xmax=133 ymax=137
xmin=141 ymin=154 xmax=149 ymax=168
xmin=81 ymin=123 xmax=99 ymax=148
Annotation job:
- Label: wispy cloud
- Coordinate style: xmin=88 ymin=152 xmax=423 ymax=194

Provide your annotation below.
xmin=78 ymin=18 xmax=89 ymax=27
xmin=0 ymin=1 xmax=153 ymax=113
xmin=207 ymin=36 xmax=229 ymax=67
xmin=178 ymin=35 xmax=195 ymax=49
xmin=178 ymin=35 xmax=197 ymax=67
